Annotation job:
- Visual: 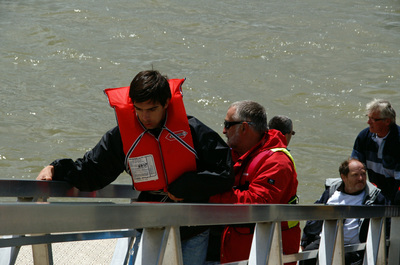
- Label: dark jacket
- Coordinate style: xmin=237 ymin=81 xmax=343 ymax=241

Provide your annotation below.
xmin=50 ymin=115 xmax=234 ymax=239
xmin=300 ymin=178 xmax=388 ymax=248
xmin=351 ymin=123 xmax=400 ymax=203
xmin=51 ymin=115 xmax=233 ymax=200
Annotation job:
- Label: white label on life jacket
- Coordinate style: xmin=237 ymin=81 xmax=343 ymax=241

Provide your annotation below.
xmin=128 ymin=155 xmax=158 ymax=183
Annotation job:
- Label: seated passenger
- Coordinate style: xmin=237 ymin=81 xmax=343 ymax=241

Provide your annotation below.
xmin=300 ymin=158 xmax=388 ymax=265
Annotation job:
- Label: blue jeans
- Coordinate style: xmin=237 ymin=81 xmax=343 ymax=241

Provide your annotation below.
xmin=182 ymin=229 xmax=210 ymax=265
xmin=129 ymin=229 xmax=210 ymax=265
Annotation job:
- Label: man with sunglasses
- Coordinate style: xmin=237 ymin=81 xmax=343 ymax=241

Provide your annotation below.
xmin=351 ymin=99 xmax=400 ymax=204
xmin=208 ymin=100 xmax=299 ymax=264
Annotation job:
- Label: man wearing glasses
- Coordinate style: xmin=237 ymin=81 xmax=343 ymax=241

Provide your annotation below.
xmin=351 ymin=99 xmax=400 ymax=204
xmin=209 ymin=100 xmax=299 ymax=264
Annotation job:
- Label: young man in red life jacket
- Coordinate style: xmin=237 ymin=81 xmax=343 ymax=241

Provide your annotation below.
xmin=208 ymin=100 xmax=300 ymax=264
xmin=37 ymin=70 xmax=234 ymax=265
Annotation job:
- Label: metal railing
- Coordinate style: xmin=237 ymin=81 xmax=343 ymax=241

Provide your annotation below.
xmin=0 ymin=179 xmax=399 ymax=265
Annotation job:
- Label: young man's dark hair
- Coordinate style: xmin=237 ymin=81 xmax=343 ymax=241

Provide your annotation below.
xmin=129 ymin=70 xmax=171 ymax=106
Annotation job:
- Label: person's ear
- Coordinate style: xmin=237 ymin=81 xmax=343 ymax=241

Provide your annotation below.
xmin=242 ymin=122 xmax=250 ymax=132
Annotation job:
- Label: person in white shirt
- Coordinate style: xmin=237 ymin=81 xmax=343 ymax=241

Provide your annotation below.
xmin=300 ymin=158 xmax=388 ymax=265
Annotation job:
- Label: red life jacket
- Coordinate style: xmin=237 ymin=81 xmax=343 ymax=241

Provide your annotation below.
xmin=104 ymin=79 xmax=197 ymax=191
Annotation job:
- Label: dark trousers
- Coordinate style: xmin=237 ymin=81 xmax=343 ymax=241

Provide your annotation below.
xmin=300 ymin=238 xmax=364 ymax=265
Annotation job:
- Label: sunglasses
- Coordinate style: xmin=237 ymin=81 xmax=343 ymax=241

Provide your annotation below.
xmin=224 ymin=120 xmax=255 ymax=129
xmin=223 ymin=121 xmax=244 ymax=129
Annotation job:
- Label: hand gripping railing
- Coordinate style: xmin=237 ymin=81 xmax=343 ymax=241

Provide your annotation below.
xmin=0 ymin=179 xmax=140 ymax=265
xmin=0 ymin=179 xmax=399 ymax=265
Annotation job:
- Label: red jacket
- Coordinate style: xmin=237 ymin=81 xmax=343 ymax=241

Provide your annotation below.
xmin=209 ymin=129 xmax=299 ymax=264
xmin=209 ymin=129 xmax=297 ymax=205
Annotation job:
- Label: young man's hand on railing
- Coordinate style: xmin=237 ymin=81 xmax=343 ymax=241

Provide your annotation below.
xmin=36 ymin=165 xmax=54 ymax=181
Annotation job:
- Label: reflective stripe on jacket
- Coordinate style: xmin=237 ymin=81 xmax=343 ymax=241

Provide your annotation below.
xmin=246 ymin=146 xmax=299 ymax=230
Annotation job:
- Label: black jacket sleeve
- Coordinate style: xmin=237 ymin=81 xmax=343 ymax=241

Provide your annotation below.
xmin=167 ymin=116 xmax=234 ymax=202
xmin=300 ymin=189 xmax=330 ymax=247
xmin=51 ymin=126 xmax=126 ymax=191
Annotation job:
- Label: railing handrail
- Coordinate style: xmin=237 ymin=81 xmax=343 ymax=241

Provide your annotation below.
xmin=0 ymin=179 xmax=399 ymax=236
xmin=0 ymin=202 xmax=399 ymax=236
xmin=1 ymin=179 xmax=399 ymax=265
xmin=0 ymin=178 xmax=139 ymax=199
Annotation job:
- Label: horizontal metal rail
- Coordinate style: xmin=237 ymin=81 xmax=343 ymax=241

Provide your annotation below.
xmin=0 ymin=230 xmax=136 ymax=248
xmin=0 ymin=179 xmax=139 ymax=199
xmin=0 ymin=179 xmax=399 ymax=265
xmin=0 ymin=203 xmax=398 ymax=235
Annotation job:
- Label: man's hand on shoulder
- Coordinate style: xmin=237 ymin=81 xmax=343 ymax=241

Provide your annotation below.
xmin=36 ymin=165 xmax=55 ymax=181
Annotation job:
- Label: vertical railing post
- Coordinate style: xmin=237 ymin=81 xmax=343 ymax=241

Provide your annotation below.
xmin=162 ymin=226 xmax=183 ymax=265
xmin=31 ymin=244 xmax=53 ymax=265
xmin=0 ymin=197 xmax=37 ymax=265
xmin=0 ymin=235 xmax=19 ymax=265
xmin=364 ymin=217 xmax=386 ymax=265
xmin=29 ymin=197 xmax=53 ymax=265
xmin=110 ymin=230 xmax=135 ymax=265
xmin=248 ymin=222 xmax=283 ymax=265
xmin=134 ymin=226 xmax=183 ymax=265
xmin=318 ymin=220 xmax=345 ymax=265
xmin=111 ymin=198 xmax=140 ymax=265
xmin=388 ymin=216 xmax=400 ymax=265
